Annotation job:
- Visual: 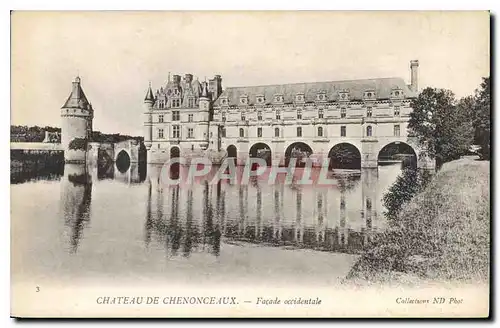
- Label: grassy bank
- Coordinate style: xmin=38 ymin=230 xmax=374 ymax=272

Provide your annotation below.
xmin=346 ymin=157 xmax=490 ymax=285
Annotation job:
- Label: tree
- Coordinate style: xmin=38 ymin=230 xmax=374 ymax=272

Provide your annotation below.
xmin=383 ymin=167 xmax=432 ymax=223
xmin=473 ymin=77 xmax=490 ymax=160
xmin=408 ymin=88 xmax=474 ymax=169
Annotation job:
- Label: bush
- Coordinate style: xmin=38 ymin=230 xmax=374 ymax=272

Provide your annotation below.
xmin=68 ymin=138 xmax=88 ymax=151
xmin=383 ymin=168 xmax=432 ymax=223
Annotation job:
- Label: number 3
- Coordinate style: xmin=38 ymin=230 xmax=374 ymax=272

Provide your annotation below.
xmin=36 ymin=286 xmax=40 ymax=292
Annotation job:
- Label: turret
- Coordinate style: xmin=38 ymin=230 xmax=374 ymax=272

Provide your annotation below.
xmin=61 ymin=76 xmax=93 ymax=163
xmin=143 ymin=83 xmax=154 ymax=150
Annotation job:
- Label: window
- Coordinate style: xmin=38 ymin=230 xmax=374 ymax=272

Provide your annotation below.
xmin=275 ymin=127 xmax=280 ymax=137
xmin=276 ymin=110 xmax=281 ymax=120
xmin=394 ymin=106 xmax=400 ymax=116
xmin=366 ymin=125 xmax=372 ymax=137
xmin=188 ymin=98 xmax=194 ymax=108
xmin=318 ymin=126 xmax=323 ymax=137
xmin=172 ymin=99 xmax=181 ymax=108
xmin=172 ymin=125 xmax=180 ymax=138
xmin=241 ymin=113 xmax=246 ymax=121
xmin=172 ymin=111 xmax=180 ymax=121
xmin=159 ymin=100 xmax=165 ymax=109
xmin=366 ymin=107 xmax=372 ymax=118
xmin=158 ymin=128 xmax=164 ymax=139
xmin=297 ymin=127 xmax=302 ymax=137
xmin=297 ymin=109 xmax=302 ymax=120
xmin=257 ymin=127 xmax=262 ymax=138
xmin=257 ymin=111 xmax=262 ymax=121
xmin=239 ymin=128 xmax=244 ymax=138
xmin=318 ymin=109 xmax=324 ymax=119
xmin=222 ymin=112 xmax=226 ymax=122
xmin=341 ymin=108 xmax=346 ymax=118
xmin=187 ymin=128 xmax=194 ymax=139
xmin=221 ymin=127 xmax=226 ymax=138
xmin=341 ymin=126 xmax=346 ymax=137
xmin=191 ymin=144 xmax=194 ymax=151
xmin=394 ymin=124 xmax=400 ymax=137
xmin=188 ymin=114 xmax=193 ymax=122
xmin=158 ymin=114 xmax=164 ymax=123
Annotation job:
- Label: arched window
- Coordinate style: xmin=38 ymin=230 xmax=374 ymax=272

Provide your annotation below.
xmin=275 ymin=127 xmax=280 ymax=137
xmin=366 ymin=125 xmax=372 ymax=137
xmin=239 ymin=128 xmax=244 ymax=138
xmin=318 ymin=126 xmax=323 ymax=137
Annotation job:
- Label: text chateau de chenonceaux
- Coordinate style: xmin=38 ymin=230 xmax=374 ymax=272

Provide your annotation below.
xmin=57 ymin=60 xmax=435 ymax=171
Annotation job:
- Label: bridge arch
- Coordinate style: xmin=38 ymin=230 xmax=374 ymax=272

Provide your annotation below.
xmin=285 ymin=142 xmax=313 ymax=167
xmin=328 ymin=142 xmax=361 ymax=170
xmin=377 ymin=141 xmax=417 ymax=169
xmin=115 ymin=149 xmax=131 ymax=173
xmin=249 ymin=142 xmax=272 ymax=166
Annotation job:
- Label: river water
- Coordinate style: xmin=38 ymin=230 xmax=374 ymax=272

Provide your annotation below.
xmin=11 ymin=161 xmax=402 ymax=287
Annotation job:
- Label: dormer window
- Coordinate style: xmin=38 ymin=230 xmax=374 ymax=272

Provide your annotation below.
xmin=221 ymin=112 xmax=226 ymax=122
xmin=316 ymin=92 xmax=327 ymax=102
xmin=188 ymin=98 xmax=195 ymax=108
xmin=172 ymin=99 xmax=181 ymax=108
xmin=241 ymin=113 xmax=246 ymax=121
xmin=338 ymin=90 xmax=350 ymax=102
xmin=274 ymin=94 xmax=284 ymax=104
xmin=220 ymin=97 xmax=229 ymax=106
xmin=295 ymin=93 xmax=305 ymax=103
xmin=256 ymin=95 xmax=265 ymax=104
xmin=240 ymin=95 xmax=249 ymax=105
xmin=364 ymin=90 xmax=376 ymax=100
xmin=391 ymin=88 xmax=404 ymax=99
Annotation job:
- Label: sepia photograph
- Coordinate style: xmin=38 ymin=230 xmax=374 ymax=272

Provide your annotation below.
xmin=10 ymin=10 xmax=490 ymax=318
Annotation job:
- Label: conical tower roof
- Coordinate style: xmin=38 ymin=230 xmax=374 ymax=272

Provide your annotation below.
xmin=144 ymin=84 xmax=155 ymax=102
xmin=62 ymin=76 xmax=91 ymax=109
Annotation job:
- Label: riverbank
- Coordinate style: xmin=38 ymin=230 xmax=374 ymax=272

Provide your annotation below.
xmin=345 ymin=157 xmax=490 ymax=286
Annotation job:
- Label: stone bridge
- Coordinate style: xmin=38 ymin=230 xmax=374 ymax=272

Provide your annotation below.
xmin=219 ymin=136 xmax=435 ymax=169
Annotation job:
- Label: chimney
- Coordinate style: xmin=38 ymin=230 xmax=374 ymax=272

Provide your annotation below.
xmin=410 ymin=60 xmax=419 ymax=92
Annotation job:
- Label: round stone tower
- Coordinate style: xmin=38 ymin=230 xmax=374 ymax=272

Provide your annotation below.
xmin=61 ymin=76 xmax=94 ymax=163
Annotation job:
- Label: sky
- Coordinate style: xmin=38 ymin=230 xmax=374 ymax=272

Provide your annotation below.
xmin=11 ymin=11 xmax=490 ymax=136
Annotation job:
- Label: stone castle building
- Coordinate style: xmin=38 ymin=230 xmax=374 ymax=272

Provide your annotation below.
xmin=143 ymin=60 xmax=432 ymax=169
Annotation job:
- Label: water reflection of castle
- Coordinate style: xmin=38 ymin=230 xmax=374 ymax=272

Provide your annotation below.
xmin=60 ymin=162 xmax=388 ymax=256
xmin=145 ymin=165 xmax=383 ymax=256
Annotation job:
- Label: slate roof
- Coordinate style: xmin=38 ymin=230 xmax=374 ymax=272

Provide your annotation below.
xmin=213 ymin=77 xmax=416 ymax=106
xmin=62 ymin=77 xmax=92 ymax=110
xmin=144 ymin=85 xmax=155 ymax=101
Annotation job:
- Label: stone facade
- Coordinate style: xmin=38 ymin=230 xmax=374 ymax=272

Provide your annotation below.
xmin=143 ymin=60 xmax=434 ymax=169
